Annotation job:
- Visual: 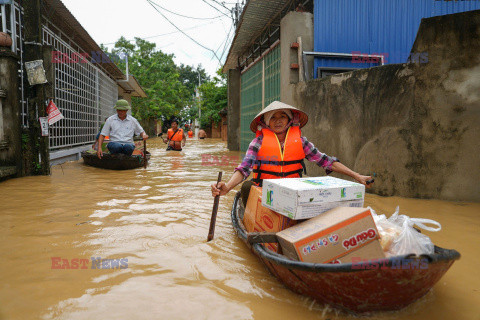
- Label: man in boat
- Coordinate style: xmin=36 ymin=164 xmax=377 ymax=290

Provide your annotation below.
xmin=211 ymin=101 xmax=373 ymax=205
xmin=92 ymin=118 xmax=108 ymax=150
xmin=198 ymin=128 xmax=207 ymax=139
xmin=163 ymin=119 xmax=186 ymax=151
xmin=96 ymin=99 xmax=148 ymax=159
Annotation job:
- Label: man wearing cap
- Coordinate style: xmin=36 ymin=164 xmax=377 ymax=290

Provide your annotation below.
xmin=211 ymin=101 xmax=374 ymax=205
xmin=96 ymin=99 xmax=148 ymax=159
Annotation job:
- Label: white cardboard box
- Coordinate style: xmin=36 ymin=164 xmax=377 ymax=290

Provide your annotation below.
xmin=262 ymin=176 xmax=365 ymax=220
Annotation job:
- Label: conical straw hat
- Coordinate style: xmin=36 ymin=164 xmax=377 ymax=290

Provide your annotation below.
xmin=250 ymin=101 xmax=308 ymax=133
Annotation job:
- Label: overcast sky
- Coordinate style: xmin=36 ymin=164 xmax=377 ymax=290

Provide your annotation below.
xmin=61 ymin=0 xmax=238 ymax=77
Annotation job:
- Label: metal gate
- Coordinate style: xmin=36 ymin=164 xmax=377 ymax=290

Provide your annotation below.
xmin=42 ymin=26 xmax=117 ymax=150
xmin=263 ymin=45 xmax=281 ymax=106
xmin=240 ymin=45 xmax=280 ymax=151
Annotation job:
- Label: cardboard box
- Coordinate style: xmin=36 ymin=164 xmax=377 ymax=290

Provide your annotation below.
xmin=328 ymin=242 xmax=386 ymax=264
xmin=134 ymin=140 xmax=144 ymax=150
xmin=262 ymin=176 xmax=365 ymax=220
xmin=243 ymin=186 xmax=296 ymax=252
xmin=276 ymin=207 xmax=385 ymax=263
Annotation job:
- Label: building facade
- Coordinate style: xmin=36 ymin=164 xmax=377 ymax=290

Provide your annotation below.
xmin=223 ymin=0 xmax=480 ymax=152
xmin=0 ymin=0 xmax=146 ymax=179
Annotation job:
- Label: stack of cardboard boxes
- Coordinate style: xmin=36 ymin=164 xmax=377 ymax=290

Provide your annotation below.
xmin=243 ymin=186 xmax=296 ymax=251
xmin=243 ymin=176 xmax=385 ymax=263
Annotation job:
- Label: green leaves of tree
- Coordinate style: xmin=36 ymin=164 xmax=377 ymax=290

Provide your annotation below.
xmin=198 ymin=70 xmax=227 ymax=128
xmin=105 ymin=37 xmax=226 ymax=127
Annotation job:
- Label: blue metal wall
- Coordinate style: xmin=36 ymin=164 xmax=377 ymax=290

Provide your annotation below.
xmin=313 ymin=0 xmax=480 ymax=77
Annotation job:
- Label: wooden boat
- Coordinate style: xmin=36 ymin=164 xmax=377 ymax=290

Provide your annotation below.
xmin=81 ymin=150 xmax=150 ymax=170
xmin=230 ymin=192 xmax=460 ymax=314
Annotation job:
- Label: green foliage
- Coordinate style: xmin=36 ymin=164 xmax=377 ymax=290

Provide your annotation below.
xmin=199 ymin=69 xmax=227 ymax=128
xmin=21 ymin=133 xmax=29 ymax=145
xmin=103 ymin=37 xmax=227 ymax=127
xmin=177 ymin=64 xmax=210 ymax=98
xmin=107 ymin=37 xmax=190 ymax=122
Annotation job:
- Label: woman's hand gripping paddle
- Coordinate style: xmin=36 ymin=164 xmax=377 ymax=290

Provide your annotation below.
xmin=207 ymin=172 xmax=223 ymax=242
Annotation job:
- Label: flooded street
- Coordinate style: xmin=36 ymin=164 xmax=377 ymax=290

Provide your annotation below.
xmin=0 ymin=138 xmax=478 ymax=320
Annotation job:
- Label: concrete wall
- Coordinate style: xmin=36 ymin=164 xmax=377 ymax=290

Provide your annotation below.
xmin=292 ymin=10 xmax=480 ymax=202
xmin=227 ymin=69 xmax=240 ymax=150
xmin=221 ymin=114 xmax=228 ymax=141
xmin=0 ymin=50 xmax=21 ymax=179
xmin=280 ymin=11 xmax=314 ymax=105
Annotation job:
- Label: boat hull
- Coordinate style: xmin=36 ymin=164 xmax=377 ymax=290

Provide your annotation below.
xmin=81 ymin=151 xmax=150 ymax=170
xmin=230 ymin=192 xmax=460 ymax=314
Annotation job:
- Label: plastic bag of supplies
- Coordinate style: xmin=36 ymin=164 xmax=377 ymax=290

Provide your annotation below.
xmin=369 ymin=206 xmax=441 ymax=257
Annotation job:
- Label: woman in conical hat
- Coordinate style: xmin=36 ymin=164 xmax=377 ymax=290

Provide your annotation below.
xmin=211 ymin=101 xmax=373 ymax=205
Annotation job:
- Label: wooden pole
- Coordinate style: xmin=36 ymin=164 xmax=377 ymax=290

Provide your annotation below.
xmin=143 ymin=139 xmax=147 ymax=169
xmin=207 ymin=171 xmax=223 ymax=241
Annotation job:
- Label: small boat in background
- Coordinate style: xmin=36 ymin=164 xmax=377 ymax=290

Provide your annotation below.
xmin=81 ymin=150 xmax=150 ymax=170
xmin=230 ymin=192 xmax=460 ymax=314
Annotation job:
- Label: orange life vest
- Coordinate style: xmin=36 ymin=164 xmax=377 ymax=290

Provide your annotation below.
xmin=252 ymin=126 xmax=305 ymax=186
xmin=168 ymin=128 xmax=183 ymax=150
xmin=188 ymin=130 xmax=193 ymax=138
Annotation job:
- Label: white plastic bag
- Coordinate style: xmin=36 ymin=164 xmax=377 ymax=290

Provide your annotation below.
xmin=369 ymin=207 xmax=403 ymax=255
xmin=369 ymin=206 xmax=441 ymax=257
xmin=387 ymin=207 xmax=441 ymax=256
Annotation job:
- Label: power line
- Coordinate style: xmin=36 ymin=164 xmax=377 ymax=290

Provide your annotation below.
xmin=101 ymin=20 xmax=219 ymax=46
xmin=215 ymin=23 xmax=234 ymax=70
xmin=146 ymin=0 xmax=222 ymax=64
xmin=201 ymin=0 xmax=231 ymax=19
xmin=148 ymin=0 xmax=223 ymax=20
xmin=209 ymin=0 xmax=231 ymax=11
xmin=219 ymin=23 xmax=234 ymax=62
xmin=211 ymin=19 xmax=232 ymax=55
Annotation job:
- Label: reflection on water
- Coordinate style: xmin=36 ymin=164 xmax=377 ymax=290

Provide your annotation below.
xmin=0 ymin=137 xmax=478 ymax=319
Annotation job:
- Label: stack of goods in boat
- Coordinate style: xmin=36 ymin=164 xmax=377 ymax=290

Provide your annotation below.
xmin=243 ymin=186 xmax=296 ymax=252
xmin=276 ymin=206 xmax=385 ymax=263
xmin=133 ymin=139 xmax=146 ymax=156
xmin=244 ymin=176 xmax=442 ymax=263
xmin=261 ymin=176 xmax=365 ymax=220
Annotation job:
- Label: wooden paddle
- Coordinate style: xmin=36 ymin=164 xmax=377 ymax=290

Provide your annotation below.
xmin=207 ymin=171 xmax=223 ymax=242
xmin=143 ymin=139 xmax=147 ymax=169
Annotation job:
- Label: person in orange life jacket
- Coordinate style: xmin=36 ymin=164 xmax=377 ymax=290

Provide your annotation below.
xmin=211 ymin=101 xmax=374 ymax=205
xmin=163 ymin=119 xmax=186 ymax=151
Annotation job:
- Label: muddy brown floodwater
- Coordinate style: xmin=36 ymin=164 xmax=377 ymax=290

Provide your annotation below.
xmin=0 ymin=138 xmax=478 ymax=320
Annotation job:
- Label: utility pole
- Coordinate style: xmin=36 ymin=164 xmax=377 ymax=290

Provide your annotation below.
xmin=198 ymin=73 xmax=201 ymax=120
xmin=195 ymin=72 xmax=201 ymax=139
xmin=24 ymin=0 xmax=51 ymax=175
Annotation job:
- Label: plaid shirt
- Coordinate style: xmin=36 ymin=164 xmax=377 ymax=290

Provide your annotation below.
xmin=235 ymin=135 xmax=339 ymax=178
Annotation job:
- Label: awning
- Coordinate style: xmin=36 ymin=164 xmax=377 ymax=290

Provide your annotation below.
xmin=43 ymin=0 xmax=126 ymax=80
xmin=223 ymin=0 xmax=289 ymax=71
xmin=117 ymin=76 xmax=148 ymax=98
